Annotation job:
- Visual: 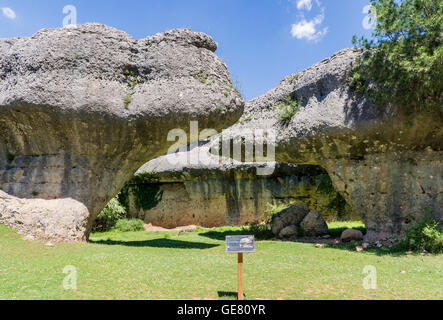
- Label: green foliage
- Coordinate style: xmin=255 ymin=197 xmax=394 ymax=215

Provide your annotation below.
xmin=279 ymin=95 xmax=301 ymax=122
xmin=6 ymin=153 xmax=15 ymax=164
xmin=114 ymin=219 xmax=145 ymax=232
xmin=129 ymin=170 xmax=163 ymax=211
xmin=289 ymin=73 xmax=300 ymax=84
xmin=315 ymin=173 xmax=353 ymax=219
xmin=351 ymin=0 xmax=443 ymax=114
xmin=265 ymin=202 xmax=289 ymax=224
xmin=315 ymin=173 xmax=335 ymax=195
xmin=241 ymin=223 xmax=274 ymax=240
xmin=93 ymin=198 xmax=126 ymax=232
xmin=230 ymin=76 xmax=244 ymax=99
xmin=123 ymin=95 xmax=132 ymax=108
xmin=396 ymin=210 xmax=442 ymax=253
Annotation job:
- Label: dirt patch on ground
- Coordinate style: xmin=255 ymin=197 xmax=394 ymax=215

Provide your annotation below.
xmin=143 ymin=223 xmax=198 ymax=233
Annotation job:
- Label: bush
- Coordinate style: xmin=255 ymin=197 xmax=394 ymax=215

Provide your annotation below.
xmin=265 ymin=202 xmax=289 ymax=224
xmin=279 ymin=95 xmax=301 ymax=122
xmin=114 ymin=219 xmax=145 ymax=232
xmin=93 ymin=198 xmax=126 ymax=232
xmin=397 ymin=212 xmax=442 ymax=254
xmin=241 ymin=223 xmax=273 ymax=240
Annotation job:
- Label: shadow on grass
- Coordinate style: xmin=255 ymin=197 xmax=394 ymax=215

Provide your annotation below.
xmin=89 ymin=238 xmax=219 ymax=250
xmin=199 ymin=227 xmax=411 ymax=256
xmin=217 ymin=291 xmax=238 ymax=299
xmin=320 ymin=242 xmax=410 ymax=257
xmin=199 ymin=229 xmax=273 ymax=241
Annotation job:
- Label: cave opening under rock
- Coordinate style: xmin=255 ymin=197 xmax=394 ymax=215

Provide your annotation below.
xmin=93 ymin=163 xmax=362 ymax=232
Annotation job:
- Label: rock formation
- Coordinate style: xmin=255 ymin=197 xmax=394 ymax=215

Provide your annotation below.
xmin=1 ymin=25 xmax=440 ymax=243
xmin=0 ymin=24 xmax=244 ymax=241
xmin=123 ymin=143 xmax=356 ymax=228
xmin=270 ymin=204 xmax=328 ymax=238
xmin=127 ymin=48 xmax=441 ymax=241
xmin=226 ymin=48 xmax=442 ymax=241
xmin=340 ymin=229 xmax=364 ymax=243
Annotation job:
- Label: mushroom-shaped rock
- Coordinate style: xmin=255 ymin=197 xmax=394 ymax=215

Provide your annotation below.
xmin=0 ymin=24 xmax=244 ymax=241
xmin=231 ymin=48 xmax=442 ymax=241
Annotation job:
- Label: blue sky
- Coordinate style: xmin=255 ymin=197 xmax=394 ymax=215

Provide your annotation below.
xmin=0 ymin=0 xmax=374 ymax=100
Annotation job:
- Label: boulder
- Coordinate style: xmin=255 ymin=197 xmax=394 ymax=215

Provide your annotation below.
xmin=0 ymin=24 xmax=244 ymax=241
xmin=278 ymin=225 xmax=298 ymax=239
xmin=0 ymin=190 xmax=89 ymax=241
xmin=271 ymin=204 xmax=309 ymax=236
xmin=340 ymin=229 xmax=363 ymax=242
xmin=300 ymin=211 xmax=328 ymax=236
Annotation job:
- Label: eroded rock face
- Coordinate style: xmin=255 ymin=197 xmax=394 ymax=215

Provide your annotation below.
xmin=0 ymin=24 xmax=244 ymax=241
xmin=126 ymin=144 xmax=356 ymax=228
xmin=229 ymin=48 xmax=442 ymax=241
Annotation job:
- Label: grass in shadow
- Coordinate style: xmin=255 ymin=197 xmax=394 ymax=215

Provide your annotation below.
xmin=199 ymin=225 xmax=273 ymax=241
xmin=89 ymin=238 xmax=219 ymax=249
xmin=322 ymin=242 xmax=410 ymax=257
xmin=217 ymin=291 xmax=239 ymax=299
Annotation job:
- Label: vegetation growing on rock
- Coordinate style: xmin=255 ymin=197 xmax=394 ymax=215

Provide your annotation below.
xmin=351 ymin=0 xmax=442 ymax=114
xmin=279 ymin=95 xmax=302 ymax=123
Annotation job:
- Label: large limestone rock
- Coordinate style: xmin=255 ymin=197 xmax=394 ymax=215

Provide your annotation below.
xmin=340 ymin=229 xmax=363 ymax=242
xmin=270 ymin=204 xmax=309 ymax=236
xmin=227 ymin=48 xmax=442 ymax=241
xmin=300 ymin=210 xmax=328 ymax=236
xmin=0 ymin=24 xmax=244 ymax=241
xmin=278 ymin=225 xmax=298 ymax=239
xmin=0 ymin=190 xmax=89 ymax=241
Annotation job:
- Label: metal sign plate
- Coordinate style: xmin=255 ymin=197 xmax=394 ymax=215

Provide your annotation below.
xmin=226 ymin=235 xmax=255 ymax=253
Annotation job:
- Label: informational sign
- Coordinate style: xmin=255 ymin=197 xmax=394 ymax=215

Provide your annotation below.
xmin=226 ymin=235 xmax=255 ymax=253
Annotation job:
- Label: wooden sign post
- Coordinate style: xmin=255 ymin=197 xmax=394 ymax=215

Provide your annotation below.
xmin=226 ymin=235 xmax=255 ymax=301
xmin=238 ymin=252 xmax=244 ymax=300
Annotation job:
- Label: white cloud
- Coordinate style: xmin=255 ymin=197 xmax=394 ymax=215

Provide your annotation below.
xmin=2 ymin=7 xmax=16 ymax=20
xmin=290 ymin=9 xmax=328 ymax=42
xmin=296 ymin=0 xmax=313 ymax=11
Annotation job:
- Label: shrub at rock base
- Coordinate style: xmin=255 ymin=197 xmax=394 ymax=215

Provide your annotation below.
xmin=93 ymin=198 xmax=126 ymax=232
xmin=396 ymin=213 xmax=442 ymax=254
xmin=114 ymin=219 xmax=145 ymax=232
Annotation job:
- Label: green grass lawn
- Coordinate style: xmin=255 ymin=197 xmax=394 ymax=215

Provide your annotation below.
xmin=0 ymin=223 xmax=441 ymax=300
